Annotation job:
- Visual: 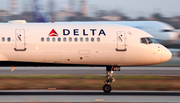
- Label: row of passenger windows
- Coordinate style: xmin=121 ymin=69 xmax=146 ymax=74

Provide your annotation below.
xmin=1 ymin=37 xmax=101 ymax=42
xmin=1 ymin=37 xmax=158 ymax=44
xmin=141 ymin=37 xmax=159 ymax=44
xmin=2 ymin=37 xmax=11 ymax=42
xmin=41 ymin=37 xmax=101 ymax=42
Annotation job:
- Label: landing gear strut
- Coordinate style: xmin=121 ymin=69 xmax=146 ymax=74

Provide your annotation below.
xmin=103 ymin=66 xmax=120 ymax=93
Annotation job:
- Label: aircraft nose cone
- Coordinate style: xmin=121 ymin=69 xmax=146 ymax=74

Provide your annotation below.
xmin=161 ymin=47 xmax=172 ymax=63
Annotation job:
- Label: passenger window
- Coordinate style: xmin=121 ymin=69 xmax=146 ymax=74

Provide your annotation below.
xmin=97 ymin=37 xmax=100 ymax=42
xmin=63 ymin=37 xmax=66 ymax=42
xmin=47 ymin=37 xmax=50 ymax=42
xmin=69 ymin=37 xmax=72 ymax=42
xmin=58 ymin=37 xmax=61 ymax=42
xmin=146 ymin=38 xmax=153 ymax=44
xmin=52 ymin=38 xmax=55 ymax=42
xmin=2 ymin=37 xmax=5 ymax=42
xmin=85 ymin=37 xmax=89 ymax=42
xmin=74 ymin=37 xmax=78 ymax=42
xmin=7 ymin=37 xmax=11 ymax=42
xmin=80 ymin=37 xmax=83 ymax=42
xmin=91 ymin=37 xmax=94 ymax=42
xmin=141 ymin=38 xmax=147 ymax=44
xmin=41 ymin=37 xmax=44 ymax=42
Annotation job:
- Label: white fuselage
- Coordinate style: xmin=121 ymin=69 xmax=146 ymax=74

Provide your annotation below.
xmin=0 ymin=22 xmax=172 ymax=66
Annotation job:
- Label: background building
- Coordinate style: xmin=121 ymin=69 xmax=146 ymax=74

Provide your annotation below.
xmin=9 ymin=0 xmax=18 ymax=15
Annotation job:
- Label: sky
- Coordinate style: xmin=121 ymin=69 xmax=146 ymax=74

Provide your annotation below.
xmin=88 ymin=0 xmax=180 ymax=18
xmin=1 ymin=0 xmax=180 ymax=18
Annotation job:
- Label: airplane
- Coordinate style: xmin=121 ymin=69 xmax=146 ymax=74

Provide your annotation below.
xmin=1 ymin=20 xmax=172 ymax=93
xmin=56 ymin=21 xmax=179 ymax=46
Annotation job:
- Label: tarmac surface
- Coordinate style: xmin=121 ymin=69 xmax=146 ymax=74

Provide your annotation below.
xmin=0 ymin=90 xmax=180 ymax=102
xmin=0 ymin=66 xmax=180 ymax=76
xmin=0 ymin=57 xmax=179 ymax=102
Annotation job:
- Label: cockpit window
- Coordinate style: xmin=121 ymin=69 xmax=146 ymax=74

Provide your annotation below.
xmin=141 ymin=38 xmax=147 ymax=44
xmin=151 ymin=38 xmax=159 ymax=44
xmin=146 ymin=38 xmax=153 ymax=44
xmin=162 ymin=29 xmax=174 ymax=32
xmin=141 ymin=37 xmax=159 ymax=44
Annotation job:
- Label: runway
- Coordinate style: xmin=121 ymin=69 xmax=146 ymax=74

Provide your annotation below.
xmin=0 ymin=90 xmax=180 ymax=102
xmin=0 ymin=66 xmax=180 ymax=76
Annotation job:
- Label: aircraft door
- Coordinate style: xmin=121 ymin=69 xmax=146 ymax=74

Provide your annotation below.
xmin=116 ymin=31 xmax=127 ymax=51
xmin=14 ymin=29 xmax=26 ymax=51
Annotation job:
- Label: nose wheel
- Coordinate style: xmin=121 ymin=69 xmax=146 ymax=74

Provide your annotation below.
xmin=103 ymin=84 xmax=111 ymax=93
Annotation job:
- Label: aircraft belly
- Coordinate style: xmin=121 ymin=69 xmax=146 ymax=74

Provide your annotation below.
xmin=45 ymin=52 xmax=61 ymax=63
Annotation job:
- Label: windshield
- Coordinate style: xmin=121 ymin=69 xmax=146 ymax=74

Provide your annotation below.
xmin=141 ymin=38 xmax=147 ymax=44
xmin=151 ymin=38 xmax=159 ymax=44
xmin=140 ymin=37 xmax=159 ymax=44
xmin=146 ymin=38 xmax=153 ymax=44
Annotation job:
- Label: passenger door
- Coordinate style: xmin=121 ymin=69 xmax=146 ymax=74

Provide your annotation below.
xmin=116 ymin=31 xmax=127 ymax=51
xmin=14 ymin=29 xmax=26 ymax=51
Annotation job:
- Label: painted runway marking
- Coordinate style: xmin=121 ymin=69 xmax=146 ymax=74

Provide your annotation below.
xmin=48 ymin=88 xmax=56 ymax=90
xmin=95 ymin=99 xmax=104 ymax=101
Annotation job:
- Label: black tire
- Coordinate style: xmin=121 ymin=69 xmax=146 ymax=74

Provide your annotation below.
xmin=103 ymin=84 xmax=111 ymax=93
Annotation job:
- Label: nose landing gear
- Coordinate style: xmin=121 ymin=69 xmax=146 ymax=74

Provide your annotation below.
xmin=103 ymin=66 xmax=120 ymax=93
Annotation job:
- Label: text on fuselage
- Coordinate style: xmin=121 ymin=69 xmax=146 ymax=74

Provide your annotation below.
xmin=63 ymin=29 xmax=106 ymax=36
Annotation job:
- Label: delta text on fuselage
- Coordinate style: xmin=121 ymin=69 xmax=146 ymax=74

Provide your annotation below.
xmin=62 ymin=29 xmax=106 ymax=36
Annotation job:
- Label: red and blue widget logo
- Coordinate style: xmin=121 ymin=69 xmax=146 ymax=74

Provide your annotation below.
xmin=49 ymin=29 xmax=58 ymax=36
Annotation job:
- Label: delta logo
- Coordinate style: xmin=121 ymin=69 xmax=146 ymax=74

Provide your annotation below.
xmin=49 ymin=29 xmax=58 ymax=36
xmin=48 ymin=29 xmax=106 ymax=36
